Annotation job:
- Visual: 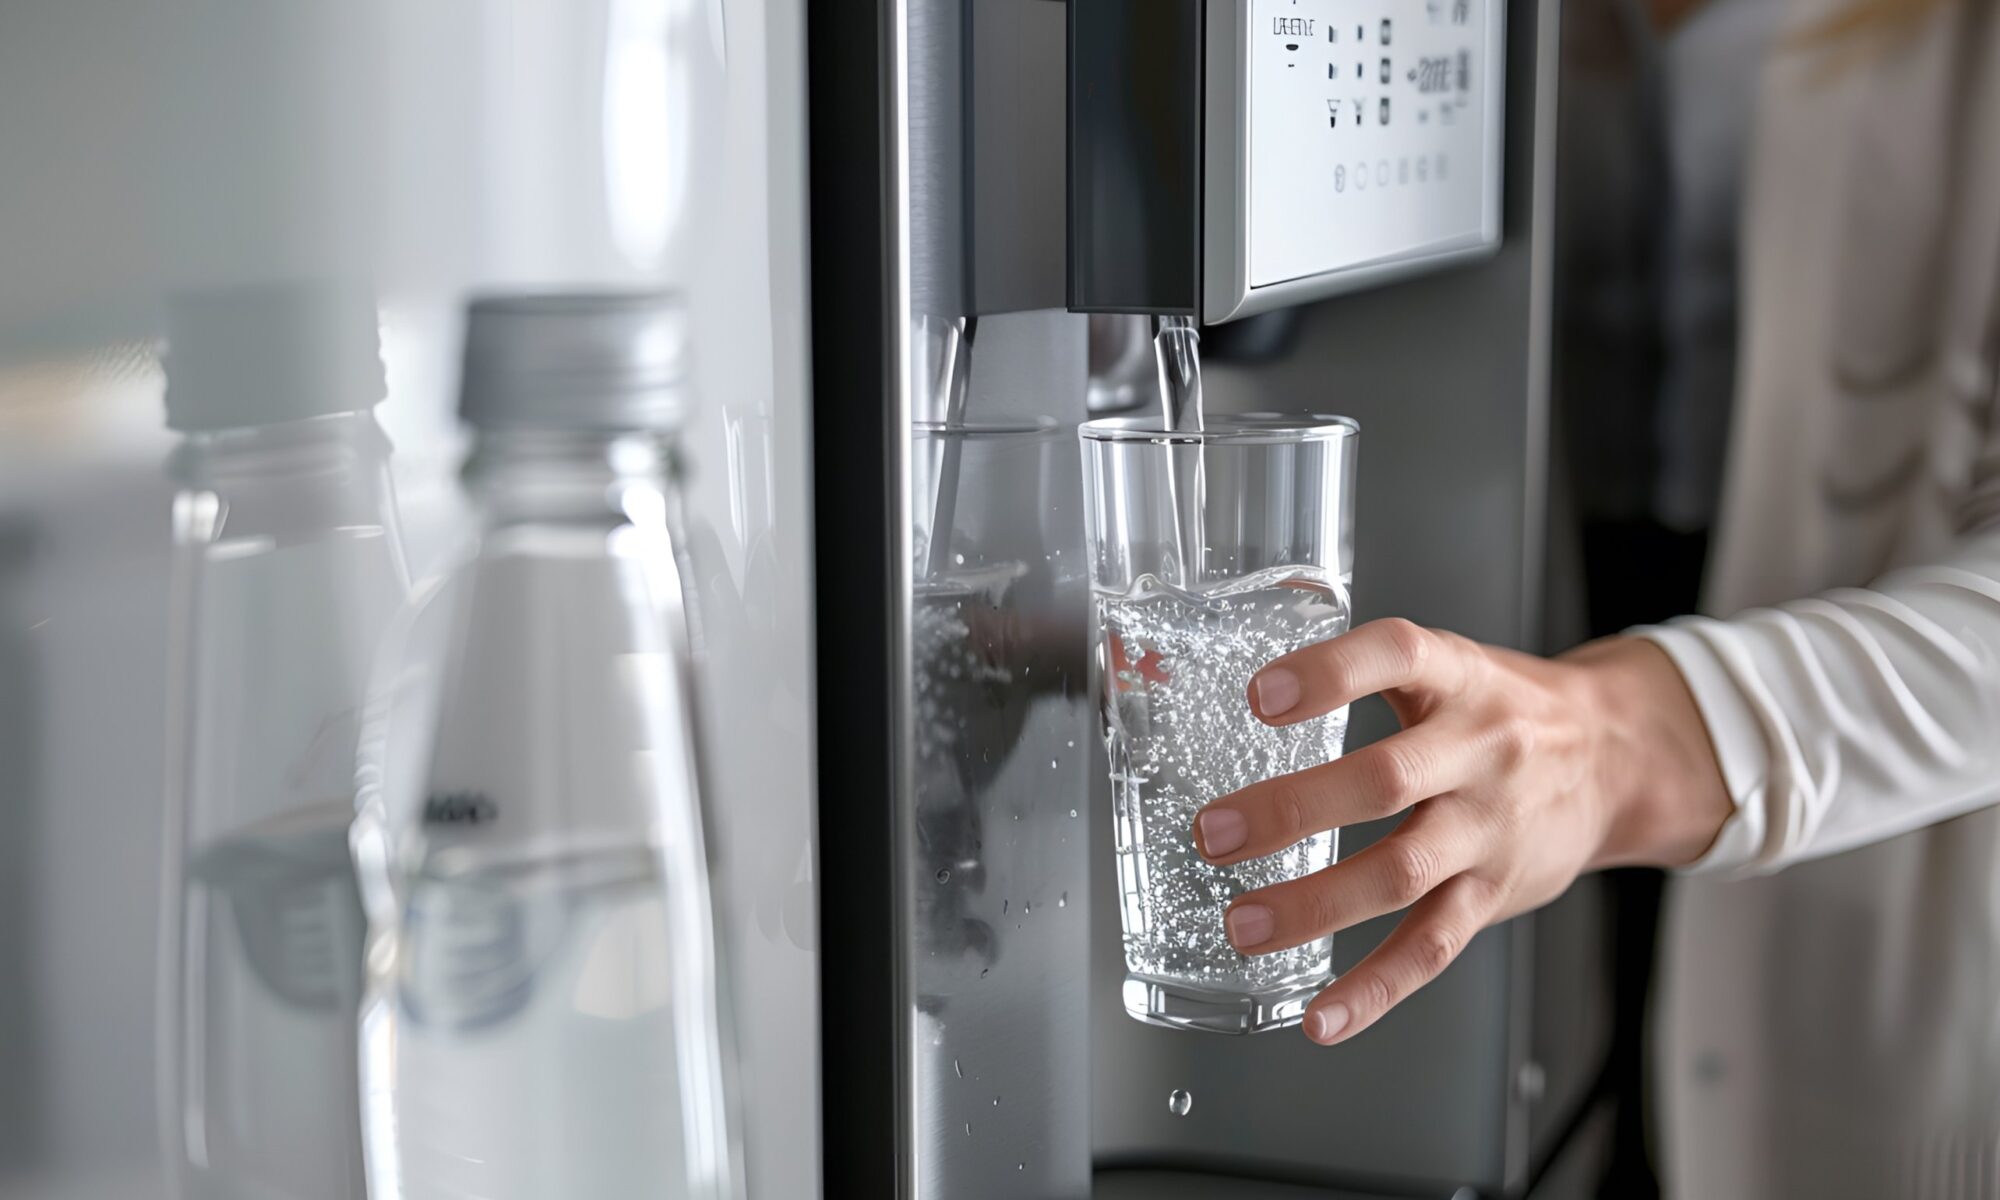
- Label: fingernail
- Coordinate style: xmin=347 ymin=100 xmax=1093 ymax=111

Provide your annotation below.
xmin=1195 ymin=808 xmax=1248 ymax=858
xmin=1252 ymin=668 xmax=1302 ymax=719
xmin=1225 ymin=903 xmax=1275 ymax=949
xmin=1308 ymin=1002 xmax=1351 ymax=1045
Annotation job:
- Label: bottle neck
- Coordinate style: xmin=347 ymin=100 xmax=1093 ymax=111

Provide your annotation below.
xmin=170 ymin=409 xmax=401 ymax=547
xmin=462 ymin=427 xmax=679 ymax=529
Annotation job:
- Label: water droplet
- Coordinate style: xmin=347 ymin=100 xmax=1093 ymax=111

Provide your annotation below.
xmin=1050 ymin=758 xmax=1058 ymax=769
xmin=954 ymin=1059 xmax=963 ymax=1078
xmin=1059 ymin=892 xmax=1068 ymax=908
xmin=993 ymin=1096 xmax=1001 ymax=1106
xmin=980 ymin=967 xmax=989 ymax=978
xmin=1023 ymin=900 xmax=1032 ymax=914
xmin=935 ymin=868 xmax=951 ymax=883
xmin=965 ymin=1122 xmax=972 ymax=1136
xmin=1018 ymin=1163 xmax=1025 ymax=1171
xmin=1002 ymin=899 xmax=1009 ymax=915
xmin=1069 ymin=808 xmax=1078 ymax=818
xmin=954 ymin=552 xmax=965 ymax=565
xmin=1067 ymin=739 xmax=1076 ymax=748
xmin=1168 ymin=1089 xmax=1194 ymax=1117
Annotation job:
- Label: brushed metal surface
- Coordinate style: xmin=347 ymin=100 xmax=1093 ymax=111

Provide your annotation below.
xmin=968 ymin=0 xmax=1068 ymax=314
xmin=901 ymin=4 xmax=1098 ymax=1193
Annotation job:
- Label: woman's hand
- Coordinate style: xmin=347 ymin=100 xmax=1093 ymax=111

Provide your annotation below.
xmin=1191 ymin=619 xmax=1733 ymax=1045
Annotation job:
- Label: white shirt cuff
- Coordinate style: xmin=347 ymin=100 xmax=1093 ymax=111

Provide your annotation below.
xmin=1632 ymin=620 xmax=1772 ymax=875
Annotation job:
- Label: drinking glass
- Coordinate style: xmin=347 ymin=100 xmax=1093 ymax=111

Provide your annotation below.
xmin=1080 ymin=413 xmax=1358 ymax=1034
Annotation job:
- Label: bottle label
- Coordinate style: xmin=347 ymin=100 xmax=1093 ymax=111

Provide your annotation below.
xmin=422 ymin=791 xmax=499 ymax=826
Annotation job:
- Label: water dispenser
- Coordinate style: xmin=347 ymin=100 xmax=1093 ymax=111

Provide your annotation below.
xmin=805 ymin=0 xmax=1602 ymax=1196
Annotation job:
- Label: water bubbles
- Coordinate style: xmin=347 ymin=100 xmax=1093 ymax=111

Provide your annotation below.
xmin=935 ymin=867 xmax=952 ymax=884
xmin=1168 ymin=1089 xmax=1194 ymax=1117
xmin=1099 ymin=569 xmax=1348 ymax=987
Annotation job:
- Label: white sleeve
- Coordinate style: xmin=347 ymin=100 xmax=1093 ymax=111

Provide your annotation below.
xmin=1636 ymin=520 xmax=2000 ymax=875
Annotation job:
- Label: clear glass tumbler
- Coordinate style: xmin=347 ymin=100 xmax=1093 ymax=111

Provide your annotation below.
xmin=1080 ymin=413 xmax=1358 ymax=1034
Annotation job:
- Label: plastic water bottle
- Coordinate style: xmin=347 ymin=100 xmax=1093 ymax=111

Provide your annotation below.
xmin=158 ymin=285 xmax=408 ymax=1200
xmin=354 ymin=293 xmax=735 ymax=1200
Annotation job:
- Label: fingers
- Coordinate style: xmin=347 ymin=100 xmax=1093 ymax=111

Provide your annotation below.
xmin=1220 ymin=803 xmax=1480 ymax=955
xmin=1193 ymin=720 xmax=1499 ymax=864
xmin=1247 ymin=617 xmax=1463 ymax=727
xmin=1301 ymin=873 xmax=1497 ymax=1046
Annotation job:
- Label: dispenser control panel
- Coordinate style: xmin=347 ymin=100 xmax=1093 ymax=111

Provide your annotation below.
xmin=1206 ymin=0 xmax=1505 ymax=319
xmin=1067 ymin=0 xmax=1506 ymax=322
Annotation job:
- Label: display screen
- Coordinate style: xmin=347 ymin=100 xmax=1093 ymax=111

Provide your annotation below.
xmin=1244 ymin=0 xmax=1500 ymax=290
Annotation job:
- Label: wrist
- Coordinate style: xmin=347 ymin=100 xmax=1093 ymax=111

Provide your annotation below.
xmin=1562 ymin=636 xmax=1734 ymax=869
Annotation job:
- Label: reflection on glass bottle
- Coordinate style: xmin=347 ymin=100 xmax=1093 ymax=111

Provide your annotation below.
xmin=158 ymin=285 xmax=408 ymax=1200
xmin=355 ymin=294 xmax=735 ymax=1200
xmin=909 ymin=418 xmax=1093 ymax=1200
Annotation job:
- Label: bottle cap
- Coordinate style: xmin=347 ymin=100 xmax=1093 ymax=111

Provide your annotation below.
xmin=458 ymin=292 xmax=691 ymax=432
xmin=163 ymin=283 xmax=386 ymax=432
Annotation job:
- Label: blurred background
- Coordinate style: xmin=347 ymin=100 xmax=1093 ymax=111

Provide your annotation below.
xmin=1548 ymin=0 xmax=1776 ymax=1192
